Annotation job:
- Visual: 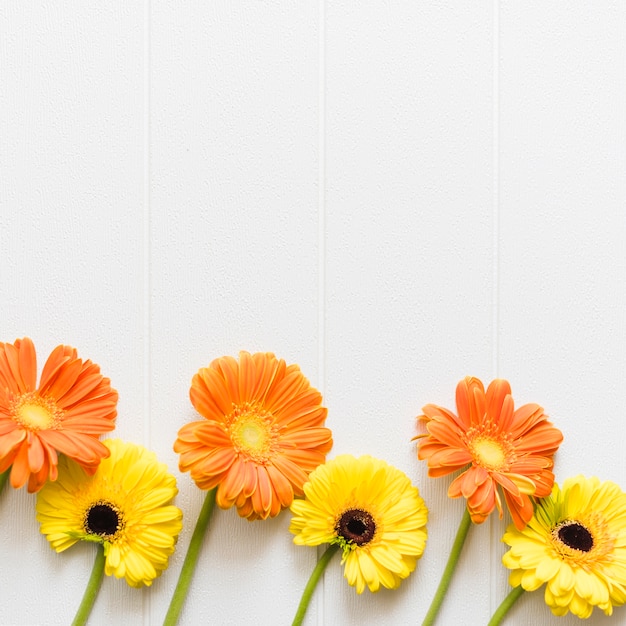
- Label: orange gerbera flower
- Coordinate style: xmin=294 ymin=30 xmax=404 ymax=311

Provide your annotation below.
xmin=0 ymin=338 xmax=118 ymax=492
xmin=174 ymin=351 xmax=332 ymax=521
xmin=415 ymin=377 xmax=563 ymax=530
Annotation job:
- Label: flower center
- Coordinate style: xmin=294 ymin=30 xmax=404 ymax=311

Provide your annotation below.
xmin=549 ymin=513 xmax=616 ymax=566
xmin=12 ymin=393 xmax=63 ymax=430
xmin=84 ymin=502 xmax=123 ymax=539
xmin=464 ymin=423 xmax=515 ymax=471
xmin=228 ymin=402 xmax=278 ymax=463
xmin=555 ymin=521 xmax=594 ymax=553
xmin=472 ymin=439 xmax=506 ymax=470
xmin=336 ymin=508 xmax=376 ymax=547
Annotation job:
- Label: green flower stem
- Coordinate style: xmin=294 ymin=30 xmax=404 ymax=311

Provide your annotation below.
xmin=292 ymin=543 xmax=340 ymax=626
xmin=163 ymin=488 xmax=217 ymax=626
xmin=72 ymin=543 xmax=106 ymax=626
xmin=421 ymin=507 xmax=473 ymax=626
xmin=0 ymin=470 xmax=9 ymax=498
xmin=487 ymin=586 xmax=526 ymax=626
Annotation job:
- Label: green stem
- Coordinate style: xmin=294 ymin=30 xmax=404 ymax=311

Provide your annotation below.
xmin=0 ymin=470 xmax=9 ymax=498
xmin=163 ymin=488 xmax=217 ymax=626
xmin=487 ymin=585 xmax=525 ymax=626
xmin=292 ymin=543 xmax=340 ymax=626
xmin=72 ymin=543 xmax=106 ymax=626
xmin=421 ymin=507 xmax=473 ymax=626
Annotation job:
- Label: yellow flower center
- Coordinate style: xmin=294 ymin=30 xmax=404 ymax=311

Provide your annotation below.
xmin=84 ymin=501 xmax=125 ymax=541
xmin=228 ymin=402 xmax=278 ymax=463
xmin=334 ymin=508 xmax=377 ymax=551
xmin=551 ymin=515 xmax=615 ymax=567
xmin=464 ymin=423 xmax=516 ymax=471
xmin=472 ymin=439 xmax=506 ymax=470
xmin=12 ymin=393 xmax=63 ymax=430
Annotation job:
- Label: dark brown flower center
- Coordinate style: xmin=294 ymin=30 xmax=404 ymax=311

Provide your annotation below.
xmin=336 ymin=508 xmax=376 ymax=546
xmin=85 ymin=503 xmax=121 ymax=537
xmin=557 ymin=522 xmax=594 ymax=552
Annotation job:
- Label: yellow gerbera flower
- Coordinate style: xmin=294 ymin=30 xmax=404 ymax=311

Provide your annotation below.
xmin=289 ymin=454 xmax=428 ymax=594
xmin=501 ymin=475 xmax=626 ymax=618
xmin=36 ymin=439 xmax=183 ymax=587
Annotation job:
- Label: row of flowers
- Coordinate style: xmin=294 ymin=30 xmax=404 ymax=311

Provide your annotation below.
xmin=1 ymin=337 xmax=625 ymax=624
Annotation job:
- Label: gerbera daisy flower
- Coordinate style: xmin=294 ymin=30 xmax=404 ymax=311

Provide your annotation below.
xmin=501 ymin=476 xmax=626 ymax=619
xmin=174 ymin=351 xmax=333 ymax=521
xmin=290 ymin=454 xmax=428 ymax=594
xmin=415 ymin=376 xmax=563 ymax=529
xmin=36 ymin=438 xmax=183 ymax=588
xmin=0 ymin=337 xmax=118 ymax=492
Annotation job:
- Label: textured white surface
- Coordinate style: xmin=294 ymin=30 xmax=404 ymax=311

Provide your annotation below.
xmin=1 ymin=2 xmax=625 ymax=625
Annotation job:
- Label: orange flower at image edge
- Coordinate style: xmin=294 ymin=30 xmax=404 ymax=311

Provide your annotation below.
xmin=174 ymin=351 xmax=332 ymax=520
xmin=0 ymin=338 xmax=118 ymax=492
xmin=415 ymin=377 xmax=563 ymax=529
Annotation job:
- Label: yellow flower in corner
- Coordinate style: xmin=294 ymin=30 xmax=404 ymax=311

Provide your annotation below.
xmin=36 ymin=439 xmax=183 ymax=587
xmin=174 ymin=351 xmax=332 ymax=520
xmin=502 ymin=476 xmax=626 ymax=618
xmin=290 ymin=454 xmax=428 ymax=594
xmin=0 ymin=337 xmax=118 ymax=492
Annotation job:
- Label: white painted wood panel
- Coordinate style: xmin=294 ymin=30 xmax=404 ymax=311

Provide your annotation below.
xmin=497 ymin=3 xmax=626 ymax=625
xmin=323 ymin=2 xmax=495 ymax=624
xmin=149 ymin=2 xmax=321 ymax=624
xmin=0 ymin=2 xmax=625 ymax=625
xmin=0 ymin=3 xmax=145 ymax=624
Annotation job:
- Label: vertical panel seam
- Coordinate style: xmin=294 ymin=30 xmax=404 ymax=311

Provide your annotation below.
xmin=143 ymin=1 xmax=152 ymax=624
xmin=317 ymin=1 xmax=327 ymax=625
xmin=490 ymin=0 xmax=501 ymax=619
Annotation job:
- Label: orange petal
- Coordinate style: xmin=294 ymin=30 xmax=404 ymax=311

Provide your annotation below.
xmin=196 ymin=367 xmax=233 ymax=416
xmin=240 ymin=460 xmax=258 ymax=498
xmin=9 ymin=441 xmax=31 ymax=489
xmin=467 ymin=477 xmax=497 ymax=518
xmin=251 ymin=352 xmax=280 ymax=400
xmin=254 ymin=465 xmax=273 ymax=515
xmin=278 ymin=406 xmax=328 ymax=431
xmin=38 ymin=345 xmax=75 ymax=392
xmin=510 ymin=403 xmax=546 ymax=437
xmin=194 ymin=422 xmax=232 ymax=448
xmin=271 ymin=455 xmax=309 ymax=490
xmin=497 ymin=394 xmax=515 ymax=433
xmin=56 ymin=364 xmax=106 ymax=407
xmin=197 ymin=446 xmax=236 ymax=477
xmin=448 ymin=470 xmax=477 ymax=499
xmin=426 ymin=447 xmax=472 ymax=469
xmin=504 ymin=490 xmax=534 ymax=529
xmin=218 ymin=458 xmax=247 ymax=503
xmin=17 ymin=338 xmax=37 ymax=391
xmin=63 ymin=399 xmax=117 ymax=424
xmin=0 ymin=427 xmax=26 ymax=459
xmin=514 ymin=424 xmax=563 ymax=454
xmin=40 ymin=358 xmax=83 ymax=403
xmin=282 ymin=448 xmax=329 ymax=473
xmin=2 ymin=343 xmax=27 ymax=394
xmin=190 ymin=376 xmax=226 ymax=421
xmin=484 ymin=379 xmax=511 ymax=425
xmin=426 ymin=420 xmax=465 ymax=448
xmin=456 ymin=377 xmax=485 ymax=427
xmin=264 ymin=370 xmax=306 ymax=414
xmin=266 ymin=462 xmax=294 ymax=508
xmin=39 ymin=430 xmax=108 ymax=466
xmin=216 ymin=356 xmax=241 ymax=406
xmin=27 ymin=433 xmax=45 ymax=473
xmin=237 ymin=351 xmax=256 ymax=403
xmin=281 ymin=427 xmax=332 ymax=449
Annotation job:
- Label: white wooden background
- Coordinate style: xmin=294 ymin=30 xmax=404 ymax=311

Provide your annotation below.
xmin=1 ymin=2 xmax=625 ymax=625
